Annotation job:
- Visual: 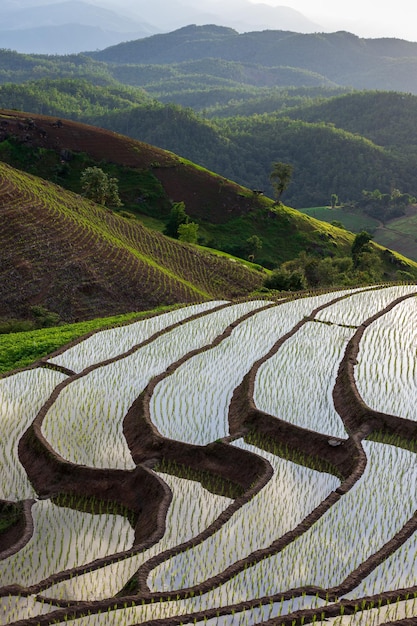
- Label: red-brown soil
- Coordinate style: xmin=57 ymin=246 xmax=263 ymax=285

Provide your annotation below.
xmin=0 ymin=109 xmax=266 ymax=224
xmin=0 ymin=155 xmax=263 ymax=322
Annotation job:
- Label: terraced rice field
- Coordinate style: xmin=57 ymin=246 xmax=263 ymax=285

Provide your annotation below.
xmin=2 ymin=286 xmax=417 ymax=625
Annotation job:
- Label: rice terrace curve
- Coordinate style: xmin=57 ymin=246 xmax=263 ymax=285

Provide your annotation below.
xmin=2 ymin=285 xmax=417 ymax=625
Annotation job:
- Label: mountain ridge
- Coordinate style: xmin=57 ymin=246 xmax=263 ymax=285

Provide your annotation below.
xmin=0 ymin=0 xmax=320 ymax=54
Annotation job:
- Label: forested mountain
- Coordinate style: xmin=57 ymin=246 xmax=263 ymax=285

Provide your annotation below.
xmin=0 ymin=1 xmax=320 ymax=54
xmin=0 ymin=78 xmax=151 ymax=117
xmin=2 ymin=108 xmax=416 ymax=326
xmin=90 ymin=25 xmax=417 ymax=94
xmin=2 ymin=27 xmax=417 ymax=260
xmin=92 ymin=104 xmax=415 ymax=208
xmin=274 ymin=91 xmax=417 ymax=155
xmin=0 ymin=50 xmax=112 ymax=85
xmin=1 ymin=78 xmax=417 ymax=210
xmin=2 ymin=25 xmax=417 ymax=94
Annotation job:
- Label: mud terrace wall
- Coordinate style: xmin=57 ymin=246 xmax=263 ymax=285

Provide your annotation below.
xmin=1 ymin=286 xmax=417 ymax=626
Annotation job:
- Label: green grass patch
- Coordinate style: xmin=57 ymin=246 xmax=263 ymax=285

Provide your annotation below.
xmin=298 ymin=206 xmax=380 ymax=233
xmin=371 ymin=212 xmax=417 ymax=262
xmin=195 ymin=243 xmax=269 ymax=274
xmin=199 ymin=205 xmax=353 ymax=268
xmin=135 ymin=213 xmax=166 ymax=232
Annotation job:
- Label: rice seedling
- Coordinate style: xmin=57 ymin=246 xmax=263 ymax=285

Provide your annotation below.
xmin=3 ymin=287 xmax=417 ymax=626
xmin=149 ymin=439 xmax=340 ymax=592
xmin=43 ymin=472 xmax=232 ymax=602
xmin=354 ymin=296 xmax=417 ymax=419
xmin=254 ymin=322 xmax=351 ymax=437
xmin=188 ymin=440 xmax=417 ymax=605
xmin=315 ymin=596 xmax=417 ymax=624
xmin=0 ymin=368 xmax=67 ymax=500
xmin=316 ymin=285 xmax=417 ymax=326
xmin=47 ymin=301 xmax=228 ymax=373
xmin=0 ymin=498 xmax=134 ymax=588
xmin=41 ymin=301 xmax=269 ymax=468
xmin=150 ymin=291 xmax=364 ymax=445
xmin=0 ymin=595 xmax=56 ymax=625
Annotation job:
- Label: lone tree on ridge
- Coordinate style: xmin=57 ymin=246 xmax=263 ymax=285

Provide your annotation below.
xmin=270 ymin=161 xmax=294 ymax=202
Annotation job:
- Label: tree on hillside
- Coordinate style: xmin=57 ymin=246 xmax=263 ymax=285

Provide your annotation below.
xmin=178 ymin=221 xmax=199 ymax=244
xmin=164 ymin=202 xmax=189 ymax=238
xmin=245 ymin=234 xmax=263 ymax=259
xmin=270 ymin=161 xmax=294 ymax=202
xmin=351 ymin=230 xmax=372 ymax=267
xmin=81 ymin=166 xmax=122 ymax=208
xmin=331 ymin=193 xmax=339 ymax=208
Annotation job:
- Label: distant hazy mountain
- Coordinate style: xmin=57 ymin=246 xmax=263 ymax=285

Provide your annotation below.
xmin=91 ymin=0 xmax=321 ymax=33
xmin=0 ymin=0 xmax=321 ymax=54
xmin=0 ymin=24 xmax=157 ymax=55
xmin=0 ymin=0 xmax=159 ymax=54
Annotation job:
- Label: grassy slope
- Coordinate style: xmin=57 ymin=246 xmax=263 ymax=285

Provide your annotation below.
xmin=0 ymin=109 xmax=360 ymax=269
xmin=0 ymin=159 xmax=263 ymax=323
xmin=1 ymin=109 xmax=416 ymax=328
xmin=372 ymin=210 xmax=417 ymax=262
xmin=298 ymin=207 xmax=380 ymax=233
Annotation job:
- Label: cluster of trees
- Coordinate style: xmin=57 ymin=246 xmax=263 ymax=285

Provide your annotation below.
xmin=81 ymin=167 xmax=122 ymax=208
xmin=0 ymin=78 xmax=149 ymax=119
xmin=360 ymin=188 xmax=416 ymax=222
xmin=264 ymin=231 xmax=387 ymax=290
xmin=164 ymin=202 xmax=199 ymax=243
xmin=0 ymin=50 xmax=112 ymax=85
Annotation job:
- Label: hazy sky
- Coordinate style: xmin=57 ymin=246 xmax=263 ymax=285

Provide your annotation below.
xmin=249 ymin=0 xmax=417 ymax=41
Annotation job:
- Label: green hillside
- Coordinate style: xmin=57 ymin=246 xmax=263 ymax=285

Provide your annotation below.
xmin=0 ymin=157 xmax=264 ymax=325
xmin=2 ymin=78 xmax=415 ymax=209
xmin=1 ymin=109 xmax=416 ymax=315
xmin=278 ymin=91 xmax=417 ymax=154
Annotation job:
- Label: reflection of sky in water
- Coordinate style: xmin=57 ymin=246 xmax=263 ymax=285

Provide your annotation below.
xmin=0 ymin=368 xmax=67 ymax=500
xmin=150 ymin=439 xmax=340 ymax=591
xmin=48 ymin=301 xmax=227 ymax=372
xmin=187 ymin=595 xmax=328 ymax=626
xmin=42 ymin=301 xmax=268 ymax=469
xmin=44 ymin=471 xmax=232 ymax=601
xmin=28 ymin=594 xmax=329 ymax=626
xmin=0 ymin=595 xmax=55 ymax=626
xmin=150 ymin=291 xmax=361 ymax=447
xmin=254 ymin=322 xmax=351 ymax=437
xmin=4 ymin=287 xmax=417 ymax=626
xmin=0 ymin=500 xmax=134 ymax=588
xmin=344 ymin=464 xmax=417 ymax=597
xmin=355 ymin=297 xmax=417 ymax=421
xmin=9 ymin=594 xmax=415 ymax=626
xmin=200 ymin=440 xmax=417 ymax=601
xmin=150 ymin=301 xmax=276 ymax=445
xmin=316 ymin=285 xmax=417 ymax=327
xmin=320 ymin=598 xmax=417 ymax=625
